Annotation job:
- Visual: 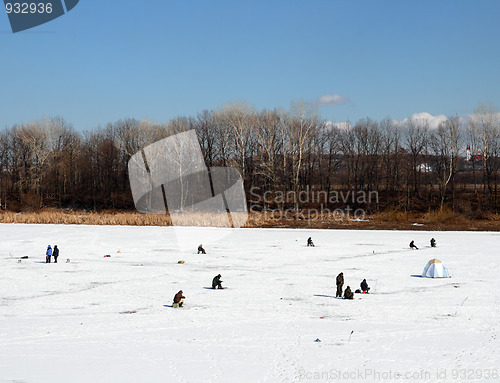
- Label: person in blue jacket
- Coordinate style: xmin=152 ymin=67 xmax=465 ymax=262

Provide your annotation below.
xmin=46 ymin=245 xmax=52 ymax=263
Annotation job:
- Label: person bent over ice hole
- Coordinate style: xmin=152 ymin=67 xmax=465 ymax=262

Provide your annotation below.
xmin=173 ymin=290 xmax=185 ymax=307
xmin=198 ymin=244 xmax=206 ymax=254
xmin=344 ymin=286 xmax=354 ymax=300
xmin=336 ymin=272 xmax=344 ymax=298
xmin=307 ymin=237 xmax=315 ymax=247
xmin=212 ymin=274 xmax=223 ymax=289
xmin=360 ymin=279 xmax=370 ymax=294
xmin=45 ymin=245 xmax=52 ymax=263
xmin=53 ymin=245 xmax=59 ymax=263
xmin=430 ymin=238 xmax=436 ymax=248
xmin=410 ymin=240 xmax=419 ymax=250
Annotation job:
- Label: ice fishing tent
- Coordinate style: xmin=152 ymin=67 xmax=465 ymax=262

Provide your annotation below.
xmin=422 ymin=259 xmax=450 ymax=278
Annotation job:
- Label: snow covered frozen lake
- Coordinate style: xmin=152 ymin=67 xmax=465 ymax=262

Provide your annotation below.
xmin=1 ymin=224 xmax=499 ymax=382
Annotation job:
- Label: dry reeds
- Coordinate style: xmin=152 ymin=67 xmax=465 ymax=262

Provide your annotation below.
xmin=1 ymin=209 xmax=499 ymax=231
xmin=0 ymin=210 xmax=248 ymax=227
xmin=0 ymin=210 xmax=172 ymax=226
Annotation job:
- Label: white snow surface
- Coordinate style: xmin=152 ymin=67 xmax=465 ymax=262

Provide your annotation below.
xmin=0 ymin=224 xmax=499 ymax=383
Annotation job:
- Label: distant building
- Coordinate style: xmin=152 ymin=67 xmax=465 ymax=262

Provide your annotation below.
xmin=416 ymin=163 xmax=432 ymax=172
xmin=466 ymin=145 xmax=485 ymax=162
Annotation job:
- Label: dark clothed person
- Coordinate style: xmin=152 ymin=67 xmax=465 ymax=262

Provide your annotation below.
xmin=212 ymin=274 xmax=223 ymax=289
xmin=336 ymin=272 xmax=344 ymax=298
xmin=360 ymin=279 xmax=370 ymax=293
xmin=344 ymin=286 xmax=354 ymax=300
xmin=53 ymin=245 xmax=59 ymax=263
xmin=173 ymin=290 xmax=185 ymax=307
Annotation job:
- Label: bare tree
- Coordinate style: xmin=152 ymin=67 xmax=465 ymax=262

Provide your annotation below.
xmin=402 ymin=119 xmax=429 ymax=211
xmin=285 ymin=101 xmax=319 ymax=196
xmin=468 ymin=103 xmax=500 ymax=205
xmin=252 ymin=109 xmax=284 ymax=196
xmin=430 ymin=117 xmax=461 ymax=211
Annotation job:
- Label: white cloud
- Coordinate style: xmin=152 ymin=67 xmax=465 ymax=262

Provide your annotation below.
xmin=467 ymin=111 xmax=500 ymax=123
xmin=314 ymin=93 xmax=350 ymax=106
xmin=326 ymin=113 xmax=449 ymax=131
xmin=397 ymin=112 xmax=448 ymax=129
xmin=325 ymin=120 xmax=352 ymax=130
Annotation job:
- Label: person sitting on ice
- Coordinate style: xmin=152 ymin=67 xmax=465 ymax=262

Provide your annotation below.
xmin=430 ymin=238 xmax=436 ymax=248
xmin=198 ymin=244 xmax=206 ymax=254
xmin=409 ymin=240 xmax=418 ymax=250
xmin=307 ymin=237 xmax=315 ymax=247
xmin=344 ymin=286 xmax=354 ymax=300
xmin=173 ymin=290 xmax=185 ymax=307
xmin=45 ymin=245 xmax=52 ymax=263
xmin=212 ymin=274 xmax=223 ymax=289
xmin=360 ymin=279 xmax=370 ymax=293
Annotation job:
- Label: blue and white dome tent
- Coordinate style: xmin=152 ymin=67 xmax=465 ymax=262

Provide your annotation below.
xmin=422 ymin=259 xmax=451 ymax=278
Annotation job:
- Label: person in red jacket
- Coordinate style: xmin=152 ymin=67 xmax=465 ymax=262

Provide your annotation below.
xmin=173 ymin=290 xmax=185 ymax=307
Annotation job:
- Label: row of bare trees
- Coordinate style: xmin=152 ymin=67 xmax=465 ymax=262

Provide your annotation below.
xmin=0 ymin=103 xmax=499 ymax=216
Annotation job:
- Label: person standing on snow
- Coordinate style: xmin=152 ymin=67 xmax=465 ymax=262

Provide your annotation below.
xmin=45 ymin=245 xmax=52 ymax=263
xmin=336 ymin=272 xmax=344 ymax=298
xmin=430 ymin=238 xmax=436 ymax=248
xmin=53 ymin=245 xmax=59 ymax=263
xmin=307 ymin=237 xmax=315 ymax=247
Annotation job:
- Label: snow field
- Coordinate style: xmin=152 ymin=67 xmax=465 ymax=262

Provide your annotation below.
xmin=0 ymin=224 xmax=499 ymax=382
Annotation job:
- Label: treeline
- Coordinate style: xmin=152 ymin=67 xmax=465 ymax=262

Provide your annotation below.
xmin=0 ymin=102 xmax=499 ymax=217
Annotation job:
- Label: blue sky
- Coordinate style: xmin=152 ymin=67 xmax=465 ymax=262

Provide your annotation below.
xmin=1 ymin=0 xmax=499 ymax=131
